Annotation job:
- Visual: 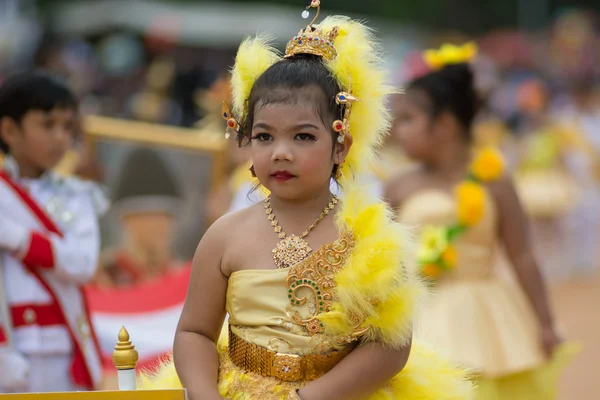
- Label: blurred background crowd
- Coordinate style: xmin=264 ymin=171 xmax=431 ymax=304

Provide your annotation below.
xmin=0 ymin=0 xmax=598 ymax=398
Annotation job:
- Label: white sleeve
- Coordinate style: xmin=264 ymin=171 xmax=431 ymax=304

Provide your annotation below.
xmin=11 ymin=192 xmax=101 ymax=285
xmin=47 ymin=194 xmax=101 ymax=284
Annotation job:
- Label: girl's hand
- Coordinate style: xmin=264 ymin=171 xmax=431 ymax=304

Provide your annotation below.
xmin=189 ymin=391 xmax=224 ymax=400
xmin=540 ymin=327 xmax=562 ymax=358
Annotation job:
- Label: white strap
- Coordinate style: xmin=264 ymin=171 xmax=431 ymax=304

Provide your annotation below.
xmin=0 ymin=256 xmax=14 ymax=347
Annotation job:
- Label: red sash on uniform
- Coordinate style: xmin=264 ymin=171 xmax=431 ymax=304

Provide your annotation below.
xmin=0 ymin=171 xmax=102 ymax=389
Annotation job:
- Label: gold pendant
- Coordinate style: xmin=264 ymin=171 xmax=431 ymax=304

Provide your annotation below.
xmin=272 ymin=235 xmax=313 ymax=269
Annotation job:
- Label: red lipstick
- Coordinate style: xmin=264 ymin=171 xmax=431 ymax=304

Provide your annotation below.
xmin=271 ymin=170 xmax=295 ymax=182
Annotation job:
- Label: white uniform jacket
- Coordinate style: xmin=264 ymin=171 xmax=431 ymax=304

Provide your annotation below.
xmin=0 ymin=157 xmax=108 ymax=389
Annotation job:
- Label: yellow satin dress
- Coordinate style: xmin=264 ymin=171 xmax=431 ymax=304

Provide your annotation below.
xmin=142 ymin=234 xmax=473 ymax=399
xmin=398 ymin=189 xmax=577 ymax=399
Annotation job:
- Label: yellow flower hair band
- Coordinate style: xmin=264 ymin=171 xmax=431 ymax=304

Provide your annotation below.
xmin=423 ymin=42 xmax=478 ymax=71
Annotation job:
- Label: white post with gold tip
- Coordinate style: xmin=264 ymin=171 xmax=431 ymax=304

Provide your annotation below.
xmin=112 ymin=326 xmax=139 ymax=390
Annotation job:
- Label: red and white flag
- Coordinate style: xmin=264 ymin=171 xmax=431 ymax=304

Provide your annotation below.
xmin=84 ymin=265 xmax=191 ymax=374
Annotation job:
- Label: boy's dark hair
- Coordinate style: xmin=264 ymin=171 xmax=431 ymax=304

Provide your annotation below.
xmin=0 ymin=70 xmax=77 ymax=154
xmin=408 ymin=63 xmax=479 ymax=141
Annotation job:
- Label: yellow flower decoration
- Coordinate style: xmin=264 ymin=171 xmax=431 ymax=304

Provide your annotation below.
xmin=470 ymin=146 xmax=505 ymax=182
xmin=423 ymin=42 xmax=478 ymax=71
xmin=440 ymin=245 xmax=458 ymax=268
xmin=455 ymin=181 xmax=486 ymax=226
xmin=417 ymin=146 xmax=505 ymax=280
xmin=417 ymin=226 xmax=448 ymax=263
xmin=423 ymin=264 xmax=441 ymax=279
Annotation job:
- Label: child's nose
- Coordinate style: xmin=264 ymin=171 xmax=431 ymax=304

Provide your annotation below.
xmin=55 ymin=127 xmax=72 ymax=145
xmin=271 ymin=143 xmax=294 ymax=162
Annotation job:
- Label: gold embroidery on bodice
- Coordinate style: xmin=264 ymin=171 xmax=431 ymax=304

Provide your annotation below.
xmin=285 ymin=232 xmax=355 ymax=335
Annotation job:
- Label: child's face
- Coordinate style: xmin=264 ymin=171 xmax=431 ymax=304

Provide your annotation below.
xmin=250 ymin=100 xmax=348 ymax=200
xmin=1 ymin=108 xmax=75 ymax=172
xmin=392 ymin=91 xmax=437 ymax=162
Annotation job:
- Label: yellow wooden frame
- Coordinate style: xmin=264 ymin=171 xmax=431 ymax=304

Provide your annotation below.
xmin=83 ymin=115 xmax=228 ymax=194
xmin=0 ymin=390 xmax=186 ymax=400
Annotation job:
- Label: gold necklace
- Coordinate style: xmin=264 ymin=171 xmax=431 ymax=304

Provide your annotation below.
xmin=265 ymin=194 xmax=338 ymax=269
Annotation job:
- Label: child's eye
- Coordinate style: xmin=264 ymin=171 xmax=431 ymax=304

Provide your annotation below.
xmin=295 ymin=133 xmax=316 ymax=141
xmin=64 ymin=121 xmax=75 ymax=133
xmin=251 ymin=133 xmax=272 ymax=142
xmin=398 ymin=113 xmax=413 ymax=123
xmin=43 ymin=119 xmax=55 ymax=130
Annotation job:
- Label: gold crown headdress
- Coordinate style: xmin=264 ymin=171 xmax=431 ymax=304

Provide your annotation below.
xmin=423 ymin=42 xmax=478 ymax=71
xmin=285 ymin=0 xmax=338 ymax=62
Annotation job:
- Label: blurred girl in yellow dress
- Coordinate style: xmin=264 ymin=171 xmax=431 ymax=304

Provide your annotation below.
xmin=385 ymin=43 xmax=577 ymax=400
xmin=511 ymin=78 xmax=599 ymax=281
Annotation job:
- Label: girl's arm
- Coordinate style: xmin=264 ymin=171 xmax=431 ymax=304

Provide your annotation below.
xmin=382 ymin=170 xmax=423 ymax=215
xmin=490 ymin=177 xmax=561 ymax=356
xmin=298 ymin=340 xmax=412 ymax=400
xmin=173 ymin=220 xmax=229 ymax=400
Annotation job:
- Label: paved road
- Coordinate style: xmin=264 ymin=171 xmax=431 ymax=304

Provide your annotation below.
xmin=552 ymin=274 xmax=600 ymax=400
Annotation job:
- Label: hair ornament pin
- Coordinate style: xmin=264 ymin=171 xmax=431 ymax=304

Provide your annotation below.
xmin=332 ymin=91 xmax=359 ymax=143
xmin=302 ymin=0 xmax=321 ymax=22
xmin=221 ymin=101 xmax=240 ymax=139
xmin=335 ymin=92 xmax=359 ymax=105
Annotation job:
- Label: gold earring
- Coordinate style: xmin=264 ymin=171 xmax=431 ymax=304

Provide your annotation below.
xmin=222 ymin=102 xmax=240 ymax=139
xmin=335 ymin=163 xmax=343 ymax=180
xmin=332 ymin=120 xmax=345 ymax=143
xmin=332 ymin=120 xmax=343 ymax=132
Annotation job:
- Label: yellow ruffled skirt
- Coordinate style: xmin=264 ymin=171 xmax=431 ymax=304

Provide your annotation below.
xmin=475 ymin=342 xmax=579 ymax=400
xmin=139 ymin=339 xmax=474 ymax=399
xmin=417 ymin=278 xmax=580 ymax=400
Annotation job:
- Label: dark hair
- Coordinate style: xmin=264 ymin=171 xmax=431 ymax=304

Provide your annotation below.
xmin=0 ymin=70 xmax=77 ymax=154
xmin=408 ymin=63 xmax=478 ymax=141
xmin=239 ymin=54 xmax=343 ymax=146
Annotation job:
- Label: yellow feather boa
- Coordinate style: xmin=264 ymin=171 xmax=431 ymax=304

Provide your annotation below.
xmin=321 ymin=185 xmax=425 ymax=347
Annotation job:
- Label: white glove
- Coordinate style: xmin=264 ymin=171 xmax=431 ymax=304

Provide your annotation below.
xmin=0 ymin=217 xmax=29 ymax=254
xmin=0 ymin=347 xmax=30 ymax=392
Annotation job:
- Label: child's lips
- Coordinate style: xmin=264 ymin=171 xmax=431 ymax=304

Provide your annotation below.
xmin=271 ymin=171 xmax=295 ymax=181
xmin=49 ymin=150 xmax=66 ymax=159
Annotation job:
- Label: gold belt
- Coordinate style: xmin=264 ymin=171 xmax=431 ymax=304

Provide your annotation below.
xmin=228 ymin=326 xmax=354 ymax=382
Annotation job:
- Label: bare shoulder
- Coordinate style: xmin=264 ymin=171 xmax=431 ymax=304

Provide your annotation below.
xmin=203 ymin=202 xmax=263 ymax=246
xmin=203 ymin=202 xmax=267 ymax=275
xmin=383 ymin=166 xmax=427 ymax=209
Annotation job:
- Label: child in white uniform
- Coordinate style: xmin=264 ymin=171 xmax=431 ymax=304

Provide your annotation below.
xmin=0 ymin=71 xmax=107 ymax=392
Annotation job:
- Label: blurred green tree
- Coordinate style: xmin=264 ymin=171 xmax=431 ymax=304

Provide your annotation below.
xmin=37 ymin=0 xmax=599 ymax=33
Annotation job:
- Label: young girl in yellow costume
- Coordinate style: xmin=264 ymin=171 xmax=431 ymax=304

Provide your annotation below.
xmin=139 ymin=1 xmax=473 ymax=399
xmin=385 ymin=43 xmax=578 ymax=400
